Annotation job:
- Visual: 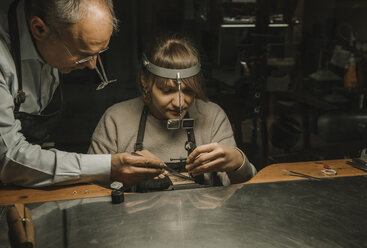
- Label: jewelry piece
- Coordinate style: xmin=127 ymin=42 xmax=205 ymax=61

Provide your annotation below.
xmin=142 ymin=87 xmax=151 ymax=103
xmin=321 ymin=168 xmax=337 ymax=176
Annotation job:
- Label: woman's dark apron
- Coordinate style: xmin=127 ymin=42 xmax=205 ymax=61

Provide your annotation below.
xmin=132 ymin=105 xmax=204 ymax=192
xmin=8 ymin=0 xmax=63 ymax=145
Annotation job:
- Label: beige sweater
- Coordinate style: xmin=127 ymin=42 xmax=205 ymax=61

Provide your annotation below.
xmin=89 ymin=97 xmax=256 ymax=186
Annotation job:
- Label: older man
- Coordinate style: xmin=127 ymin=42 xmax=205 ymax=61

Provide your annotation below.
xmin=0 ymin=0 xmax=164 ymax=187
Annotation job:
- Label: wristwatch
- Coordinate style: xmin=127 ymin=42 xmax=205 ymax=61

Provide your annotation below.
xmin=110 ymin=181 xmax=124 ymax=204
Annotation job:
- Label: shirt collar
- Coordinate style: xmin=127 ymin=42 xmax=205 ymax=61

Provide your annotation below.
xmin=17 ymin=0 xmax=45 ymax=63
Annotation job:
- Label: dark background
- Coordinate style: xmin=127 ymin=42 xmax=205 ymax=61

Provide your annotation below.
xmin=3 ymin=0 xmax=367 ymax=171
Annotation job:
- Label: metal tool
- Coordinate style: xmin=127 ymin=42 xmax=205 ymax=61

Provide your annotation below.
xmin=346 ymin=148 xmax=367 ymax=172
xmin=283 ymin=170 xmax=321 ymax=181
xmin=346 ymin=161 xmax=367 ymax=172
xmin=131 ymin=152 xmax=194 ymax=181
xmin=163 ymin=166 xmax=194 ymax=181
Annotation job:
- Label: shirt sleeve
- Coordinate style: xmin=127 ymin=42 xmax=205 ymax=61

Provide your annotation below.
xmin=0 ymin=75 xmax=111 ymax=187
xmin=209 ymin=104 xmax=257 ymax=185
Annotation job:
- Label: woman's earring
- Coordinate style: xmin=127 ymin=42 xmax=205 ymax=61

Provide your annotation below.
xmin=142 ymin=87 xmax=151 ymax=103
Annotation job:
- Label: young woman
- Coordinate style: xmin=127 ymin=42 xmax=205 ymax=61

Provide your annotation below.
xmin=89 ymin=34 xmax=256 ymax=191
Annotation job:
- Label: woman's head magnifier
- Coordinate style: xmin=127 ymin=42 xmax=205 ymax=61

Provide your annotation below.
xmin=142 ymin=54 xmax=201 ymax=130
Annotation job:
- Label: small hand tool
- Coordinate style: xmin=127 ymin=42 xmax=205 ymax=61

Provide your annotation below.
xmin=165 ymin=168 xmax=193 ymax=181
xmin=346 ymin=160 xmax=367 ymax=172
xmin=131 ymin=152 xmax=194 ymax=181
xmin=348 ymin=148 xmax=367 ymax=172
xmin=283 ymin=170 xmax=321 ymax=181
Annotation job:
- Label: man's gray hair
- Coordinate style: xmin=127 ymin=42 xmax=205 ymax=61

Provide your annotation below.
xmin=25 ymin=0 xmax=119 ymax=33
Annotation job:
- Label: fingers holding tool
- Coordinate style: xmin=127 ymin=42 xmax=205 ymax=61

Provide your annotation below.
xmin=186 ymin=143 xmax=244 ymax=176
xmin=111 ymin=150 xmax=166 ymax=186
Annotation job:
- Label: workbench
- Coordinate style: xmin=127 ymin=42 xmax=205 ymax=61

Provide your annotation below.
xmin=0 ymin=159 xmax=366 ymax=247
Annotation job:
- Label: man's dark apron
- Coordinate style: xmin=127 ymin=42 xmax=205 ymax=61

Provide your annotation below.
xmin=8 ymin=0 xmax=63 ymax=145
xmin=132 ymin=105 xmax=204 ymax=192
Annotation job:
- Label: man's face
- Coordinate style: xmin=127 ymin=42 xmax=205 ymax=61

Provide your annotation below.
xmin=35 ymin=4 xmax=113 ymax=74
xmin=148 ymin=80 xmax=195 ymax=120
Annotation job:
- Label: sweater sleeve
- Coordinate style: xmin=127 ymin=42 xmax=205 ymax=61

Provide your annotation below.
xmin=209 ymin=104 xmax=257 ymax=185
xmin=88 ymin=109 xmax=118 ymax=154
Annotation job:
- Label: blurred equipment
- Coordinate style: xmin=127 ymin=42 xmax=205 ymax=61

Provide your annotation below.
xmin=271 ymin=116 xmax=302 ymax=151
xmin=344 ymin=53 xmax=357 ymax=88
xmin=346 ymin=148 xmax=367 ymax=172
xmin=317 ymin=111 xmax=367 ymax=142
xmin=7 ymin=204 xmax=35 ymax=248
xmin=330 ymin=45 xmax=351 ymax=68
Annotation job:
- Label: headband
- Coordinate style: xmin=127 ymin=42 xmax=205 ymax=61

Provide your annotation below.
xmin=142 ymin=54 xmax=201 ymax=80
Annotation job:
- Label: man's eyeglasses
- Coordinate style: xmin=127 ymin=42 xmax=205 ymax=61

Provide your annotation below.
xmin=62 ymin=43 xmax=117 ymax=90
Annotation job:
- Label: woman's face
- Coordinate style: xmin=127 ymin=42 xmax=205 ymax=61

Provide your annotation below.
xmin=148 ymin=80 xmax=195 ymax=120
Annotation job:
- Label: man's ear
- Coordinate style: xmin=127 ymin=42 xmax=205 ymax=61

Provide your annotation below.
xmin=29 ymin=16 xmax=50 ymax=41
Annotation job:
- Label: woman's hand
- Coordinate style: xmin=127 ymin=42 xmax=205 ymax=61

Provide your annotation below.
xmin=185 ymin=143 xmax=244 ymax=176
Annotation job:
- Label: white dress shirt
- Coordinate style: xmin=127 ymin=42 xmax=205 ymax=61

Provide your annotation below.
xmin=0 ymin=0 xmax=111 ymax=187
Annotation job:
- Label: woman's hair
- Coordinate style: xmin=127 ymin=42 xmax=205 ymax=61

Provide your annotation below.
xmin=25 ymin=0 xmax=119 ymax=34
xmin=140 ymin=34 xmax=207 ymax=102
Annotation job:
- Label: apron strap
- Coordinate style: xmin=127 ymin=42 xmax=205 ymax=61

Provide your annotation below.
xmin=134 ymin=105 xmax=197 ymax=154
xmin=8 ymin=0 xmax=64 ymax=115
xmin=133 ymin=105 xmax=204 ymax=184
xmin=8 ymin=0 xmax=25 ymax=111
xmin=134 ymin=105 xmax=149 ymax=152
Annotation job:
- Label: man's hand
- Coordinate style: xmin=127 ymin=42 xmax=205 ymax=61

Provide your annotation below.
xmin=185 ymin=143 xmax=244 ymax=176
xmin=111 ymin=150 xmax=165 ymax=186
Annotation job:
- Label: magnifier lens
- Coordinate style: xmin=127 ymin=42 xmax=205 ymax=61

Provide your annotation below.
xmin=182 ymin=118 xmax=194 ymax=129
xmin=167 ymin=119 xmax=181 ymax=129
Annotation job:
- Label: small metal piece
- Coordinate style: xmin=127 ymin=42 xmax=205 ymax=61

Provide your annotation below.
xmin=72 ymin=190 xmax=77 ymax=195
xmin=21 ymin=218 xmax=30 ymax=222
xmin=110 ymin=181 xmax=123 ymax=190
xmin=170 ymin=157 xmax=187 ymax=162
xmin=167 ymin=118 xmax=195 ymax=130
xmin=110 ymin=181 xmax=124 ymax=204
xmin=321 ymin=169 xmax=337 ymax=176
xmin=167 ymin=119 xmax=181 ymax=129
xmin=185 ymin=141 xmax=196 ymax=153
xmin=96 ymin=79 xmax=117 ymax=90
xmin=177 ymin=76 xmax=182 ymax=120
